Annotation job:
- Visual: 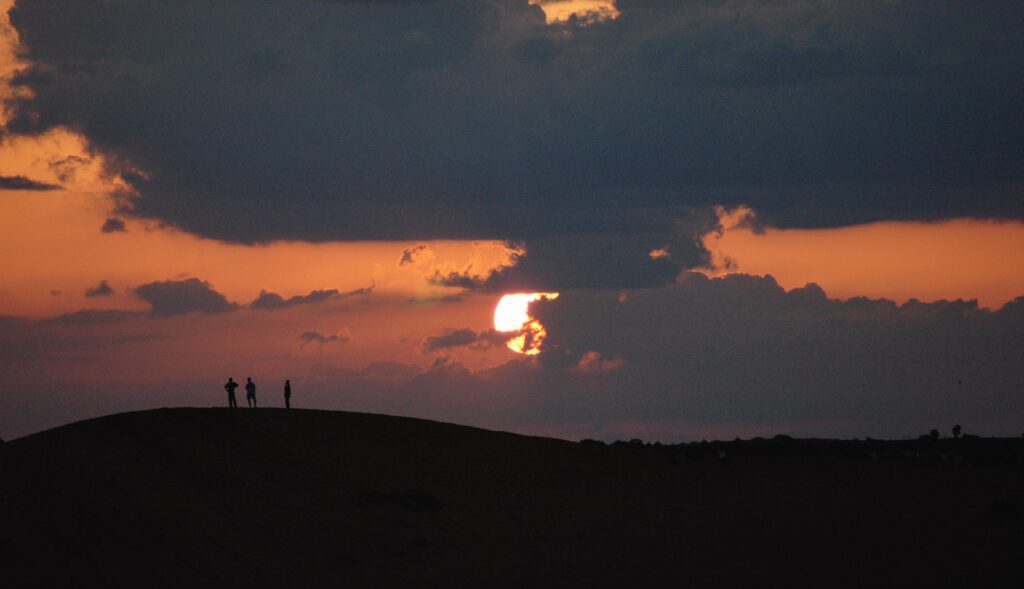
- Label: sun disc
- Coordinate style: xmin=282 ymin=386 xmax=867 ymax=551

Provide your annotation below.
xmin=494 ymin=292 xmax=559 ymax=354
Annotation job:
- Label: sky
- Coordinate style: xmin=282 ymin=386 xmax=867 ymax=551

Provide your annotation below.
xmin=1 ymin=0 xmax=1022 ymax=441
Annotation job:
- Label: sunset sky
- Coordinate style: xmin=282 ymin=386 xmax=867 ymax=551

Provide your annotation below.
xmin=1 ymin=0 xmax=1022 ymax=441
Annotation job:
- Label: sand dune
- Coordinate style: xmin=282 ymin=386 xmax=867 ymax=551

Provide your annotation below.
xmin=2 ymin=408 xmax=1022 ymax=586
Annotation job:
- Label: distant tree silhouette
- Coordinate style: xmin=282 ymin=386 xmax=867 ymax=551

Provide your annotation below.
xmin=953 ymin=424 xmax=962 ymax=439
xmin=930 ymin=429 xmax=940 ymax=441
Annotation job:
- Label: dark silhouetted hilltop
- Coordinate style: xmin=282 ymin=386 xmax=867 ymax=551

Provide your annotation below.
xmin=2 ymin=408 xmax=1023 ymax=587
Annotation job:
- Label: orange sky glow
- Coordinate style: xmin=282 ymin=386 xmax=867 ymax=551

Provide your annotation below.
xmin=701 ymin=206 xmax=1024 ymax=310
xmin=1 ymin=0 xmax=1023 ymax=443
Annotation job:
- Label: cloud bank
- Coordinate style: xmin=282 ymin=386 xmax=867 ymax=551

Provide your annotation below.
xmin=313 ymin=273 xmax=1024 ymax=439
xmin=7 ymin=0 xmax=1022 ymax=247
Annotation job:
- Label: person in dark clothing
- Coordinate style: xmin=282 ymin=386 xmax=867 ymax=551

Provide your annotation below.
xmin=284 ymin=379 xmax=292 ymax=409
xmin=245 ymin=377 xmax=257 ymax=408
xmin=224 ymin=377 xmax=239 ymax=408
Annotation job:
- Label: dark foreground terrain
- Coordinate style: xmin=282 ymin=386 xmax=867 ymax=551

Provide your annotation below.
xmin=2 ymin=409 xmax=1023 ymax=587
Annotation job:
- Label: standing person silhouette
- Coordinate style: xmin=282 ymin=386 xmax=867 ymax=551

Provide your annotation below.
xmin=245 ymin=377 xmax=257 ymax=408
xmin=224 ymin=377 xmax=239 ymax=408
xmin=284 ymin=379 xmax=292 ymax=409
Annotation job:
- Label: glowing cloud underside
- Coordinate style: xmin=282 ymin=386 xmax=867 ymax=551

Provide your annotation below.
xmin=494 ymin=293 xmax=559 ymax=355
xmin=530 ymin=0 xmax=619 ymax=24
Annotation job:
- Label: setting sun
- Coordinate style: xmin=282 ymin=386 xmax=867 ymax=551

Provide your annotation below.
xmin=494 ymin=293 xmax=559 ymax=355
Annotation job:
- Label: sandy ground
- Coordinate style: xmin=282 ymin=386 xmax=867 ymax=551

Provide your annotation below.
xmin=2 ymin=408 xmax=1023 ymax=586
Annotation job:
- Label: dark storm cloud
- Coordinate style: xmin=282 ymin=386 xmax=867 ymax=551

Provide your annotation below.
xmin=84 ymin=280 xmax=114 ymax=298
xmin=100 ymin=218 xmax=126 ymax=233
xmin=7 ymin=0 xmax=1024 ymax=284
xmin=251 ymin=288 xmax=340 ymax=311
xmin=481 ymin=231 xmax=701 ymax=291
xmin=306 ymin=274 xmax=1024 ymax=439
xmin=531 ymin=273 xmax=1024 ymax=428
xmin=0 ymin=174 xmax=60 ymax=191
xmin=134 ymin=278 xmax=238 ymax=317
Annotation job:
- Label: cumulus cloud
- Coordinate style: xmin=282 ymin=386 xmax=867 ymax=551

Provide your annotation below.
xmin=0 ymin=174 xmax=59 ymax=191
xmin=7 ymin=0 xmax=1022 ymax=251
xmin=84 ymin=280 xmax=114 ymax=298
xmin=134 ymin=278 xmax=238 ymax=317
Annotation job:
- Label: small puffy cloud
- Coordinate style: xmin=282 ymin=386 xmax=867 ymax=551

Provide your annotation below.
xmin=421 ymin=328 xmax=480 ymax=353
xmin=428 ymin=269 xmax=486 ymax=290
xmin=47 ymin=155 xmax=91 ymax=184
xmin=134 ymin=278 xmax=238 ymax=317
xmin=0 ymin=174 xmax=60 ymax=191
xmin=299 ymin=331 xmax=350 ymax=349
xmin=398 ymin=244 xmax=429 ymax=266
xmin=251 ymin=285 xmax=372 ymax=310
xmin=100 ymin=218 xmax=126 ymax=233
xmin=251 ymin=288 xmax=339 ymax=311
xmin=84 ymin=280 xmax=114 ymax=298
xmin=338 ymin=285 xmax=374 ymax=299
xmin=421 ymin=327 xmax=514 ymax=353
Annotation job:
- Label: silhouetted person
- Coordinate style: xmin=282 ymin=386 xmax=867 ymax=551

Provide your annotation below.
xmin=246 ymin=377 xmax=257 ymax=408
xmin=224 ymin=377 xmax=239 ymax=408
xmin=930 ymin=428 xmax=939 ymax=441
xmin=953 ymin=424 xmax=962 ymax=439
xmin=284 ymin=379 xmax=292 ymax=409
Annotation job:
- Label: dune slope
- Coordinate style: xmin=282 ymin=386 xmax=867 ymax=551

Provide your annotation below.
xmin=2 ymin=408 xmax=1022 ymax=586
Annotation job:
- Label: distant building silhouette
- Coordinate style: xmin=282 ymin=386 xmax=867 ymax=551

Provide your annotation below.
xmin=246 ymin=377 xmax=257 ymax=408
xmin=224 ymin=377 xmax=238 ymax=408
xmin=284 ymin=379 xmax=292 ymax=409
